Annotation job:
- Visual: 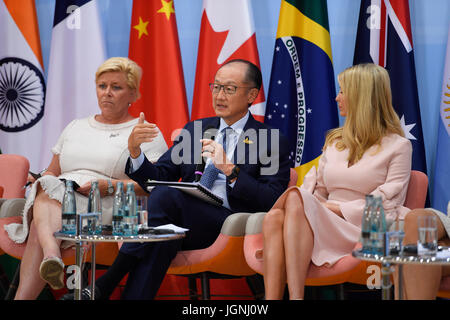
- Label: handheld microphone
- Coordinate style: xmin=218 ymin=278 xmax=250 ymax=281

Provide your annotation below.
xmin=194 ymin=125 xmax=217 ymax=182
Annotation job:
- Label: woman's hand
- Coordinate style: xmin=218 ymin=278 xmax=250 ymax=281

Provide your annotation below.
xmin=25 ymin=173 xmax=36 ymax=188
xmin=77 ymin=182 xmax=91 ymax=197
xmin=324 ymin=202 xmax=344 ymax=218
xmin=77 ymin=179 xmax=111 ymax=197
xmin=25 ymin=169 xmax=52 ymax=188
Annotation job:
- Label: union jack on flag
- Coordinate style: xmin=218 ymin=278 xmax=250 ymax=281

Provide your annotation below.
xmin=354 ymin=0 xmax=427 ymax=176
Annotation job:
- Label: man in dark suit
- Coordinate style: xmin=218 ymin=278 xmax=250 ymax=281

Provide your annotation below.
xmin=66 ymin=59 xmax=290 ymax=299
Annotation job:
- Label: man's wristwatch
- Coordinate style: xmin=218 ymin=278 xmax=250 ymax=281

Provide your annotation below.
xmin=107 ymin=180 xmax=114 ymax=195
xmin=227 ymin=165 xmax=240 ymax=181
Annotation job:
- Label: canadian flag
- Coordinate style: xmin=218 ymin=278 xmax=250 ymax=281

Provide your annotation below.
xmin=190 ymin=0 xmax=265 ymax=122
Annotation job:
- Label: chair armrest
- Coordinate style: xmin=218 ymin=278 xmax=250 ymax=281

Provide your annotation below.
xmin=245 ymin=212 xmax=267 ymax=235
xmin=0 ymin=199 xmax=7 ymax=209
xmin=220 ymin=212 xmax=253 ymax=237
xmin=0 ymin=198 xmax=25 ymax=218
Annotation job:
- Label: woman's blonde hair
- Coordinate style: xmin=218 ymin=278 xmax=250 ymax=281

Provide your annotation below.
xmin=324 ymin=63 xmax=404 ymax=165
xmin=95 ymin=57 xmax=142 ymax=99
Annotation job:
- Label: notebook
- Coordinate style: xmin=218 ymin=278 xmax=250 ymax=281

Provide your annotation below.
xmin=146 ymin=180 xmax=224 ymax=206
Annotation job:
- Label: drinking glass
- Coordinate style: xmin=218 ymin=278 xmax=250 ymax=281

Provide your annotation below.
xmin=417 ymin=215 xmax=438 ymax=256
xmin=136 ymin=196 xmax=148 ymax=229
xmin=386 ymin=230 xmax=404 ymax=255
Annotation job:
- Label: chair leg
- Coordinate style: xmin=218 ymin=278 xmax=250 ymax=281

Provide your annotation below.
xmin=245 ymin=274 xmax=265 ymax=300
xmin=0 ymin=264 xmax=10 ymax=298
xmin=82 ymin=263 xmax=90 ymax=289
xmin=200 ymin=273 xmax=210 ymax=300
xmin=309 ymin=286 xmax=320 ymax=300
xmin=187 ymin=276 xmax=199 ymax=300
xmin=5 ymin=262 xmax=20 ymax=300
xmin=337 ymin=284 xmax=346 ymax=300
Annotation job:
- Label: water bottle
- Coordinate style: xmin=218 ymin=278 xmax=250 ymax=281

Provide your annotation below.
xmin=87 ymin=180 xmax=102 ymax=234
xmin=61 ymin=180 xmax=77 ymax=234
xmin=361 ymin=194 xmax=374 ymax=253
xmin=123 ymin=182 xmax=138 ymax=236
xmin=112 ymin=181 xmax=125 ymax=235
xmin=370 ymin=196 xmax=387 ymax=255
xmin=377 ymin=197 xmax=387 ymax=255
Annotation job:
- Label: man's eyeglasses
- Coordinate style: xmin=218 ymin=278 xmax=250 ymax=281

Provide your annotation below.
xmin=209 ymin=83 xmax=254 ymax=95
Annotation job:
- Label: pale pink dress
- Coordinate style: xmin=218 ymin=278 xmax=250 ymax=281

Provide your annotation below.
xmin=273 ymin=133 xmax=412 ymax=267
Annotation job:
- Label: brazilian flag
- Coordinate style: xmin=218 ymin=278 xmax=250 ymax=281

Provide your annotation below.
xmin=265 ymin=0 xmax=339 ymax=185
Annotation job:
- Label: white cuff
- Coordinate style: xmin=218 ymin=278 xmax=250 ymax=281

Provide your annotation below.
xmin=130 ymin=152 xmax=145 ymax=173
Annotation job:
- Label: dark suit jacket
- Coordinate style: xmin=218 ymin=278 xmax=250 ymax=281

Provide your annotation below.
xmin=126 ymin=113 xmax=291 ymax=213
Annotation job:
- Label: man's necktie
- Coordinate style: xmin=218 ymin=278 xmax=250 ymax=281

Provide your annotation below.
xmin=199 ymin=127 xmax=232 ymax=189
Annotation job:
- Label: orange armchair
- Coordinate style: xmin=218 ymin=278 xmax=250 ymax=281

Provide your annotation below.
xmin=438 ymin=277 xmax=450 ymax=299
xmin=0 ymin=154 xmax=29 ymax=298
xmin=165 ymin=169 xmax=299 ymax=300
xmin=0 ymin=154 xmax=119 ymax=299
xmin=243 ymin=170 xmax=428 ymax=298
xmin=437 ymin=201 xmax=450 ymax=299
xmin=166 ymin=212 xmax=257 ymax=299
xmin=0 ymin=154 xmax=29 ymax=199
xmin=0 ymin=214 xmax=119 ymax=299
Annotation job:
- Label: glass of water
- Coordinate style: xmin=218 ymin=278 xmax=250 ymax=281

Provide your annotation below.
xmin=386 ymin=230 xmax=405 ymax=256
xmin=77 ymin=212 xmax=101 ymax=235
xmin=417 ymin=215 xmax=438 ymax=256
xmin=136 ymin=196 xmax=148 ymax=229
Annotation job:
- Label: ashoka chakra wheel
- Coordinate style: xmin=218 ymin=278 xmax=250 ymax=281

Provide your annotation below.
xmin=0 ymin=57 xmax=45 ymax=132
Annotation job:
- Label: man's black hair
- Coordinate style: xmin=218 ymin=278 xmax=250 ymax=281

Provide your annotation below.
xmin=220 ymin=59 xmax=262 ymax=90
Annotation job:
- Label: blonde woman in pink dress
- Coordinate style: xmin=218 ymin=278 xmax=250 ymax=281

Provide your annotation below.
xmin=262 ymin=63 xmax=412 ymax=300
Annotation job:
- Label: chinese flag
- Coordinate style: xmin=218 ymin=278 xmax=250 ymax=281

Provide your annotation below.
xmin=128 ymin=0 xmax=189 ymax=146
xmin=190 ymin=0 xmax=266 ymax=122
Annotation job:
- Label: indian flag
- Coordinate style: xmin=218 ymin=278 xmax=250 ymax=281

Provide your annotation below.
xmin=0 ymin=0 xmax=46 ymax=171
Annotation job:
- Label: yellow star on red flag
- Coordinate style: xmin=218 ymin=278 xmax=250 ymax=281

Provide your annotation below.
xmin=133 ymin=17 xmax=149 ymax=39
xmin=157 ymin=0 xmax=175 ymax=20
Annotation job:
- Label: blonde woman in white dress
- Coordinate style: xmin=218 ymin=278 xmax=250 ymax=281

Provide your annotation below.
xmin=6 ymin=57 xmax=168 ymax=299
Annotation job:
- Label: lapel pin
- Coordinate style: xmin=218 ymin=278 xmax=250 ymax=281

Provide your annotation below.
xmin=243 ymin=137 xmax=253 ymax=144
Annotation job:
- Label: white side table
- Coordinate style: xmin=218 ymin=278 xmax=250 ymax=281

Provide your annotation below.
xmin=353 ymin=247 xmax=450 ymax=300
xmin=54 ymin=231 xmax=185 ymax=300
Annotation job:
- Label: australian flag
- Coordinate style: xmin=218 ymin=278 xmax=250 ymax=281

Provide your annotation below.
xmin=354 ymin=0 xmax=427 ymax=176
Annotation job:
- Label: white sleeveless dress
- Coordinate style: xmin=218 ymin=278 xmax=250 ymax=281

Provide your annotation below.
xmin=5 ymin=116 xmax=168 ymax=244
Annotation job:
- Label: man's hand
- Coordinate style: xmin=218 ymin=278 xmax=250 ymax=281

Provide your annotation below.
xmin=200 ymin=138 xmax=234 ymax=176
xmin=128 ymin=112 xmax=159 ymax=159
